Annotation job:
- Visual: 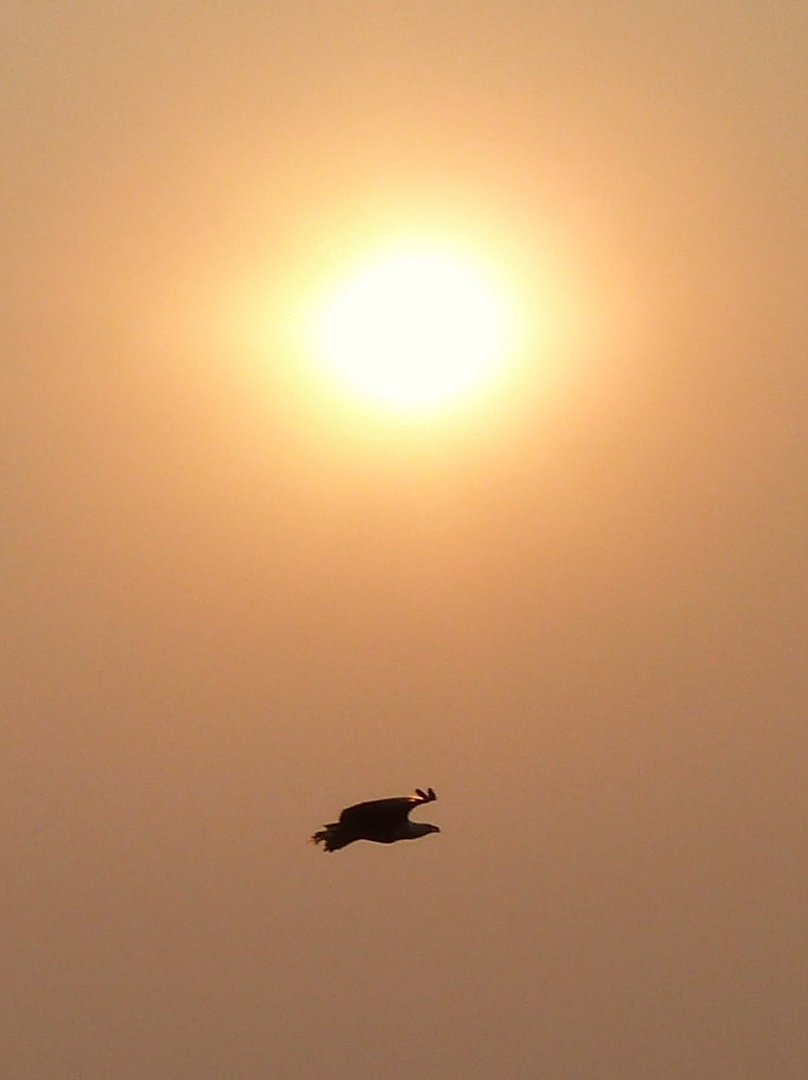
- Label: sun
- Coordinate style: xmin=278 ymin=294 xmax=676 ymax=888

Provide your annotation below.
xmin=311 ymin=246 xmax=516 ymax=414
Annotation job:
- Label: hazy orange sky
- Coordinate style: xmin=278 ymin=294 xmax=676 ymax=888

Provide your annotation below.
xmin=4 ymin=3 xmax=807 ymax=1078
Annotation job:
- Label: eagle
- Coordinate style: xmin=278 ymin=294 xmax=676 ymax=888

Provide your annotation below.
xmin=312 ymin=787 xmax=439 ymax=852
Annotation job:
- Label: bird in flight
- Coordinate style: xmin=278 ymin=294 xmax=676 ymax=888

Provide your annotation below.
xmin=311 ymin=787 xmax=439 ymax=852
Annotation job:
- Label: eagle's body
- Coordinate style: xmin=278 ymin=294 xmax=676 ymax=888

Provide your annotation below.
xmin=312 ymin=787 xmax=439 ymax=852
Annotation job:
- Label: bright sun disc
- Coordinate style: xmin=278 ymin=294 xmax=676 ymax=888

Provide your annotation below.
xmin=313 ymin=248 xmax=514 ymax=413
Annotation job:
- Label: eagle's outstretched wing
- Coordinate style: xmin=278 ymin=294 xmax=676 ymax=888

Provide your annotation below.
xmin=339 ymin=787 xmax=436 ymax=828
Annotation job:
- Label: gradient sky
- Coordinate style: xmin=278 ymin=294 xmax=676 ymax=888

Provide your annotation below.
xmin=4 ymin=3 xmax=807 ymax=1078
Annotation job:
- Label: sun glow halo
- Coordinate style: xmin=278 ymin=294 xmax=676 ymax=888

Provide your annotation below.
xmin=312 ymin=247 xmax=516 ymax=413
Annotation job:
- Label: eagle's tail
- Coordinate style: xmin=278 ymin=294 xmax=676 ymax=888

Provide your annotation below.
xmin=311 ymin=823 xmax=350 ymax=852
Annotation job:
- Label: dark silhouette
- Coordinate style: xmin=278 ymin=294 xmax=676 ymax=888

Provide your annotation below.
xmin=312 ymin=787 xmax=440 ymax=852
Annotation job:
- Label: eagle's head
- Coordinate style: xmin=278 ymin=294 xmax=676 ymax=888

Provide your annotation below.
xmin=409 ymin=822 xmax=440 ymax=839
